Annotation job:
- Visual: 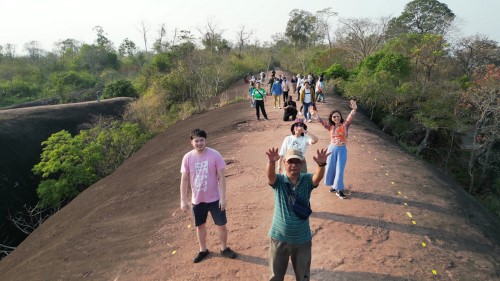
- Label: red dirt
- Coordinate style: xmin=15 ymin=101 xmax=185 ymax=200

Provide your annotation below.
xmin=0 ymin=72 xmax=499 ymax=281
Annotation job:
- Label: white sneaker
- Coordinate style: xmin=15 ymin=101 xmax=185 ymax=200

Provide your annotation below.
xmin=274 ymin=107 xmax=276 ymax=109
xmin=279 ymin=107 xmax=281 ymax=109
xmin=298 ymin=112 xmax=303 ymax=115
xmin=307 ymin=119 xmax=312 ymax=123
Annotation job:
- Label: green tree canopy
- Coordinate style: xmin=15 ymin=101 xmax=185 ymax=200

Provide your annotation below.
xmin=387 ymin=0 xmax=455 ymax=36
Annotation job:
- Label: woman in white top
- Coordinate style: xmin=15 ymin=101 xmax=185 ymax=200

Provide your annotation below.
xmin=278 ymin=120 xmax=318 ymax=173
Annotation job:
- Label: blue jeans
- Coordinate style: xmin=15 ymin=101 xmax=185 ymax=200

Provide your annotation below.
xmin=325 ymin=145 xmax=347 ymax=190
xmin=303 ymin=102 xmax=312 ymax=120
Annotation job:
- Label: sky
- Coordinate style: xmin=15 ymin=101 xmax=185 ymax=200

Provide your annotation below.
xmin=1 ymin=0 xmax=499 ymax=54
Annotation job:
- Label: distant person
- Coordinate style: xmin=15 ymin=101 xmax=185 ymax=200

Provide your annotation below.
xmin=317 ymin=100 xmax=358 ymax=199
xmin=267 ymin=76 xmax=275 ymax=96
xmin=315 ymin=77 xmax=325 ymax=103
xmin=249 ymin=83 xmax=256 ymax=108
xmin=296 ymin=74 xmax=303 ymax=101
xmin=281 ymin=76 xmax=290 ymax=101
xmin=278 ymin=120 xmax=318 ymax=174
xmin=290 ymin=75 xmax=297 ymax=98
xmin=96 ymin=91 xmax=101 ymax=102
xmin=180 ymin=129 xmax=238 ymax=263
xmin=283 ymin=96 xmax=297 ymax=121
xmin=252 ymin=81 xmax=269 ymax=120
xmin=299 ymin=81 xmax=316 ymax=123
xmin=265 ymin=147 xmax=329 ymax=281
xmin=260 ymin=71 xmax=266 ymax=82
xmin=271 ymin=79 xmax=283 ymax=109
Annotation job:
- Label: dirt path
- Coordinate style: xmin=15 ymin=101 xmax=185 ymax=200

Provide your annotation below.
xmin=0 ymin=71 xmax=499 ymax=281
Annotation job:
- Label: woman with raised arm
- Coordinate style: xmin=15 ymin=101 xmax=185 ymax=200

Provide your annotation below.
xmin=317 ymin=100 xmax=357 ymax=199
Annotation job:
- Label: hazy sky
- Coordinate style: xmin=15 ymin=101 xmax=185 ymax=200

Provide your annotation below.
xmin=1 ymin=0 xmax=498 ymax=53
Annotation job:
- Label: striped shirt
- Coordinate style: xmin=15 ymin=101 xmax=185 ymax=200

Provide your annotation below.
xmin=269 ymin=173 xmax=316 ymax=244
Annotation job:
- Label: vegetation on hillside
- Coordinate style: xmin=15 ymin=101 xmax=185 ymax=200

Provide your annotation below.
xmin=1 ymin=0 xmax=498 ymax=257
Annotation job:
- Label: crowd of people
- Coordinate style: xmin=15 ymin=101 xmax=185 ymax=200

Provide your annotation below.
xmin=179 ymin=70 xmax=358 ymax=281
xmin=246 ymin=70 xmax=326 ymax=123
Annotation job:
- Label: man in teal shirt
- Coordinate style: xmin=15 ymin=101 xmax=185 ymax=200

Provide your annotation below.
xmin=265 ymin=148 xmax=330 ymax=280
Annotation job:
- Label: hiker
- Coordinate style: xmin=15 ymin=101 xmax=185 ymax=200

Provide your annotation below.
xmin=283 ymin=96 xmax=297 ymax=121
xmin=290 ymin=75 xmax=297 ymax=98
xmin=317 ymin=100 xmax=357 ymax=199
xmin=299 ymin=81 xmax=316 ymax=123
xmin=265 ymin=147 xmax=329 ymax=281
xmin=271 ymin=79 xmax=283 ymax=109
xmin=179 ymin=129 xmax=238 ymax=263
xmin=315 ymin=77 xmax=325 ymax=103
xmin=278 ymin=119 xmax=318 ymax=174
xmin=252 ymin=81 xmax=269 ymax=120
xmin=249 ymin=83 xmax=256 ymax=108
xmin=260 ymin=71 xmax=266 ymax=83
xmin=282 ymin=76 xmax=290 ymax=101
xmin=296 ymin=74 xmax=303 ymax=101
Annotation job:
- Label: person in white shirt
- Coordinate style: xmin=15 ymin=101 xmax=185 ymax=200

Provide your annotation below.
xmin=278 ymin=120 xmax=318 ymax=173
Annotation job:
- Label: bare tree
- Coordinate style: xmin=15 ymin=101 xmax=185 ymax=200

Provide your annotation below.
xmin=197 ymin=17 xmax=225 ymax=54
xmin=235 ymin=25 xmax=253 ymax=57
xmin=336 ymin=17 xmax=389 ymax=63
xmin=8 ymin=204 xmax=59 ymax=235
xmin=137 ymin=20 xmax=150 ymax=54
xmin=454 ymin=35 xmax=500 ymax=76
xmin=316 ymin=8 xmax=338 ymax=52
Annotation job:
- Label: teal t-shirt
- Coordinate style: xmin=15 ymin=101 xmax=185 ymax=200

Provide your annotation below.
xmin=269 ymin=173 xmax=316 ymax=244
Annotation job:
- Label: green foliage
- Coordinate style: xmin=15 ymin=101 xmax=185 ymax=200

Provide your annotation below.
xmin=387 ymin=0 xmax=455 ymax=36
xmin=102 ymin=79 xmax=138 ymax=99
xmin=32 ymin=130 xmax=100 ymax=207
xmin=32 ymin=121 xmax=149 ymax=208
xmin=285 ymin=9 xmax=320 ymax=47
xmin=48 ymin=70 xmax=96 ymax=102
xmin=324 ymin=63 xmax=350 ymax=80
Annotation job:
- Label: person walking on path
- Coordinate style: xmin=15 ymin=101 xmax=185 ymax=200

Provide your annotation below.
xmin=299 ymin=81 xmax=316 ymax=123
xmin=252 ymin=81 xmax=269 ymax=120
xmin=290 ymin=75 xmax=297 ymax=98
xmin=315 ymin=77 xmax=325 ymax=103
xmin=272 ymin=79 xmax=283 ymax=109
xmin=180 ymin=129 xmax=238 ymax=263
xmin=281 ymin=76 xmax=290 ymax=101
xmin=278 ymin=120 xmax=318 ymax=174
xmin=265 ymin=147 xmax=330 ymax=281
xmin=317 ymin=100 xmax=357 ymax=199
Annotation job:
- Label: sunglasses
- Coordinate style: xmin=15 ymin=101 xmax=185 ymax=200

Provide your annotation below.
xmin=286 ymin=159 xmax=302 ymax=164
xmin=332 ymin=115 xmax=341 ymax=118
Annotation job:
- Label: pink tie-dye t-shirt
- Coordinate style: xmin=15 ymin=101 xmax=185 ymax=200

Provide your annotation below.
xmin=181 ymin=148 xmax=226 ymax=205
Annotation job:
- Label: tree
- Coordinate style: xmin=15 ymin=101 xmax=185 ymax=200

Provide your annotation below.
xmin=285 ymin=9 xmax=319 ymax=48
xmin=387 ymin=0 xmax=455 ymax=36
xmin=199 ymin=18 xmax=230 ymax=54
xmin=23 ymin=41 xmax=44 ymax=60
xmin=235 ymin=25 xmax=253 ymax=57
xmin=102 ymin=79 xmax=138 ymax=99
xmin=336 ymin=17 xmax=389 ymax=63
xmin=315 ymin=8 xmax=338 ymax=52
xmin=461 ymin=65 xmax=500 ymax=194
xmin=137 ymin=20 xmax=150 ymax=54
xmin=93 ymin=26 xmax=113 ymax=50
xmin=32 ymin=130 xmax=100 ymax=207
xmin=153 ymin=23 xmax=169 ymax=53
xmin=118 ymin=38 xmax=138 ymax=57
xmin=454 ymin=35 xmax=500 ymax=76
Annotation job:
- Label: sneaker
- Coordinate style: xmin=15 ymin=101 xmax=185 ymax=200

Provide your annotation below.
xmin=298 ymin=112 xmax=303 ymax=115
xmin=193 ymin=250 xmax=209 ymax=263
xmin=329 ymin=188 xmax=336 ymax=193
xmin=274 ymin=106 xmax=276 ymax=109
xmin=279 ymin=107 xmax=281 ymax=109
xmin=337 ymin=190 xmax=346 ymax=199
xmin=264 ymin=117 xmax=269 ymax=120
xmin=307 ymin=119 xmax=312 ymax=123
xmin=221 ymin=247 xmax=237 ymax=259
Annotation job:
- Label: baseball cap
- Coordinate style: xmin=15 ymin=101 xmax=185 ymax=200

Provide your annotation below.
xmin=284 ymin=149 xmax=304 ymax=161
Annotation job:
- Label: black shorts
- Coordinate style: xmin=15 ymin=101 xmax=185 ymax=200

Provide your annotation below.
xmin=192 ymin=200 xmax=227 ymax=227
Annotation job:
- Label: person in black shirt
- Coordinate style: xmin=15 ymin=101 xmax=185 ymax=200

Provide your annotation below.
xmin=283 ymin=96 xmax=298 ymax=121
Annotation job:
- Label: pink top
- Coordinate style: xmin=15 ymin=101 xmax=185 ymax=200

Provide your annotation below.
xmin=181 ymin=148 xmax=226 ymax=204
xmin=319 ymin=111 xmax=355 ymax=146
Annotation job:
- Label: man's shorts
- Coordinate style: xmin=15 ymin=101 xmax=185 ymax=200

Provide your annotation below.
xmin=192 ymin=200 xmax=227 ymax=227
